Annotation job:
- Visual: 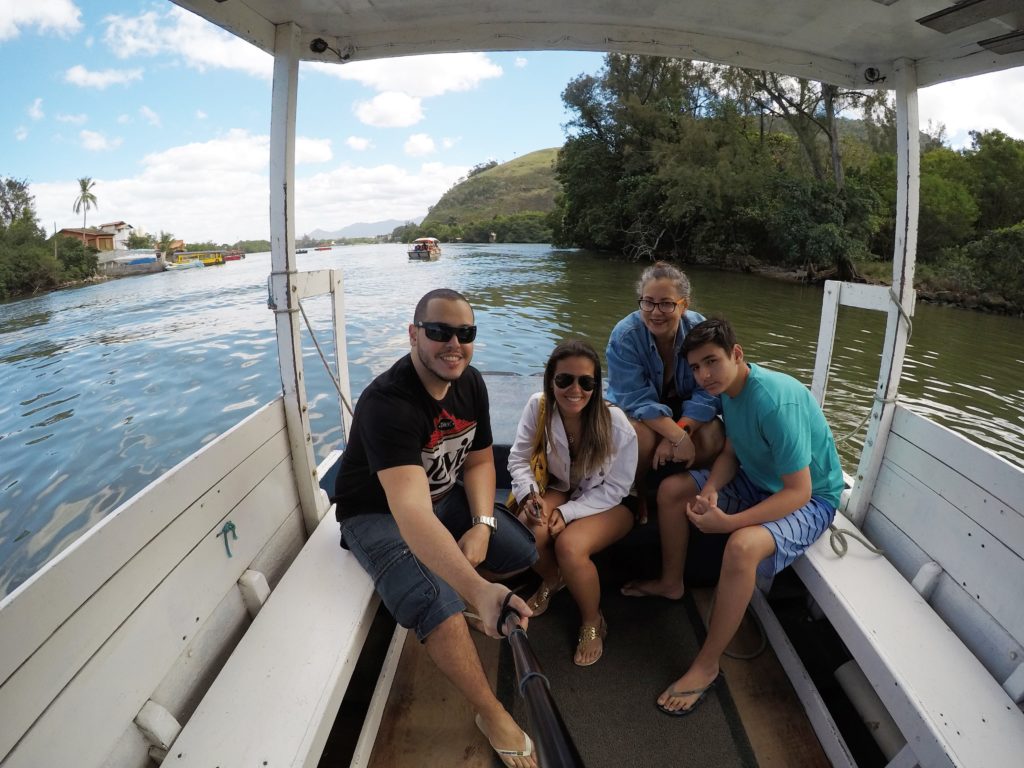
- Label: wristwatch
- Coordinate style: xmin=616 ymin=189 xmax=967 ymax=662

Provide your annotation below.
xmin=471 ymin=515 xmax=497 ymax=534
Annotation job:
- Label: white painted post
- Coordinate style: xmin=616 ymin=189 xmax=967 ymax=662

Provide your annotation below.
xmin=811 ymin=280 xmax=842 ymax=406
xmin=330 ymin=269 xmax=354 ymax=439
xmin=269 ymin=22 xmax=327 ymax=535
xmin=846 ymin=59 xmax=919 ymax=526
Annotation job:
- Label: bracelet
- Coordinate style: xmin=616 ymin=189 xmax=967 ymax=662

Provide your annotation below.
xmin=671 ymin=433 xmax=688 ymax=448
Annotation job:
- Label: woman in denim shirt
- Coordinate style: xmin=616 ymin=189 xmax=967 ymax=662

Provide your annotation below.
xmin=605 ymin=262 xmax=724 ymax=531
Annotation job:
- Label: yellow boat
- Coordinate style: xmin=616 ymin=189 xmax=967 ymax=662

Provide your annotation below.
xmin=169 ymin=250 xmax=226 ymax=267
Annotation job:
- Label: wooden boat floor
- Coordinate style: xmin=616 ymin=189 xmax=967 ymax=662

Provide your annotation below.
xmin=364 ymin=585 xmax=826 ymax=767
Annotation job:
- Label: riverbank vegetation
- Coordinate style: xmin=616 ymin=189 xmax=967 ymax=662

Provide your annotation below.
xmin=549 ymin=54 xmax=1024 ymax=313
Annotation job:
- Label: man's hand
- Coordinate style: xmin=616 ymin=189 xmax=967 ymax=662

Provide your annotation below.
xmin=457 ymin=524 xmax=491 ymax=567
xmin=685 ymin=493 xmax=735 ymax=534
xmin=472 ymin=582 xmax=532 ymax=639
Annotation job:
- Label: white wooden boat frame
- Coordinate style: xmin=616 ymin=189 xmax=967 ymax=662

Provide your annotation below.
xmin=2 ymin=2 xmax=1023 ymax=766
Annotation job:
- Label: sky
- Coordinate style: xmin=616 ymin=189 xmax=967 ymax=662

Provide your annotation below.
xmin=3 ymin=1 xmax=1024 ymax=245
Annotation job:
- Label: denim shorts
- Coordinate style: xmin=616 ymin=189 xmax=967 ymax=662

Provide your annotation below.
xmin=339 ymin=485 xmax=536 ymax=641
xmin=689 ymin=467 xmax=835 ymax=588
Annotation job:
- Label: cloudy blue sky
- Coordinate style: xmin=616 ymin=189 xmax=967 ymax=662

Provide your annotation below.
xmin=3 ymin=1 xmax=1024 ymax=244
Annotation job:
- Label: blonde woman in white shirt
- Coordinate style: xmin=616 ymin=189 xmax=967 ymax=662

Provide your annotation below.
xmin=508 ymin=339 xmax=638 ymax=666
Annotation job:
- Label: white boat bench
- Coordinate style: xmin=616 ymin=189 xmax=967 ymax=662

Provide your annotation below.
xmin=0 ymin=400 xmax=391 ymax=768
xmin=792 ymin=404 xmax=1024 ymax=768
xmin=166 ymin=477 xmax=383 ymax=768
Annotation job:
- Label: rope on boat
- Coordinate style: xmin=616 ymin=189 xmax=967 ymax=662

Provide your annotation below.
xmin=827 ymin=524 xmax=885 ymax=557
xmin=296 ymin=299 xmax=355 ymax=419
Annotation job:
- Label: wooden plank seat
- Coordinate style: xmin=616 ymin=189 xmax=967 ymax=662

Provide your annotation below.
xmin=793 ymin=404 xmax=1024 ymax=768
xmin=167 ymin=499 xmax=379 ymax=767
xmin=0 ymin=399 xmax=310 ymax=767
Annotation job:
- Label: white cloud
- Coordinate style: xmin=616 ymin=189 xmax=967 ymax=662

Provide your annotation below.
xmin=515 ymin=57 xmax=528 ymax=68
xmin=65 ymin=64 xmax=143 ymax=89
xmin=102 ymin=7 xmax=272 ymax=79
xmin=296 ymin=137 xmax=333 ymax=164
xmin=15 ymin=126 xmax=28 ymax=141
xmin=80 ymin=130 xmax=122 ymax=151
xmin=296 ymin=161 xmax=467 ymax=238
xmin=315 ymin=52 xmax=503 ymax=98
xmin=0 ymin=0 xmax=81 ymax=41
xmin=404 ymin=133 xmax=435 ymax=157
xmin=346 ymin=136 xmax=372 ymax=151
xmin=56 ymin=113 xmax=87 ymax=125
xmin=196 ymin=109 xmax=208 ymax=120
xmin=355 ymin=92 xmax=423 ymax=127
xmin=117 ymin=114 xmax=132 ymax=124
xmin=139 ymin=106 xmax=161 ymax=127
xmin=920 ymin=70 xmax=1024 ymax=149
xmin=442 ymin=137 xmax=458 ymax=149
xmin=28 ymin=98 xmax=44 ymax=120
xmin=33 ymin=133 xmax=467 ymax=243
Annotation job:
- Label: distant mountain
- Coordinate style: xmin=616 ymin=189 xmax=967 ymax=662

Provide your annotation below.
xmin=421 ymin=148 xmax=560 ymax=227
xmin=308 ymin=218 xmax=419 ymax=239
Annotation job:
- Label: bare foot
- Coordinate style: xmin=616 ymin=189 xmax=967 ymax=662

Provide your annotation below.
xmin=475 ymin=710 xmax=536 ymax=768
xmin=656 ymin=664 xmax=721 ymax=715
xmin=620 ymin=578 xmax=684 ymax=600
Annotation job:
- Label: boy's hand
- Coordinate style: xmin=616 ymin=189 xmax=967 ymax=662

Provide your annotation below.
xmin=686 ymin=495 xmax=734 ymax=534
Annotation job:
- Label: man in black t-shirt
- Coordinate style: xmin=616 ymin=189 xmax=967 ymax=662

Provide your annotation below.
xmin=334 ymin=288 xmax=537 ymax=766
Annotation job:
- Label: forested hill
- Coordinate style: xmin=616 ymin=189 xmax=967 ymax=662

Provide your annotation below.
xmin=421 ymin=148 xmax=560 ymax=228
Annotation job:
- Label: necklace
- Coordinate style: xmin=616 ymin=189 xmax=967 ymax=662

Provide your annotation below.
xmin=567 ymin=432 xmax=576 ymax=447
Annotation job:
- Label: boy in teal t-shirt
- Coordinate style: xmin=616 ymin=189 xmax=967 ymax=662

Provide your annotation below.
xmin=622 ymin=317 xmax=843 ymax=717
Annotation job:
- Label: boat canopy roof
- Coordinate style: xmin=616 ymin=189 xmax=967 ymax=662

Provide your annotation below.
xmin=413 ymin=237 xmax=440 ymax=244
xmin=172 ymin=0 xmax=1024 ymax=89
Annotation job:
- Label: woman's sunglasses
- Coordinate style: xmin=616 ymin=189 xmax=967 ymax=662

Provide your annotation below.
xmin=415 ymin=321 xmax=477 ymax=343
xmin=553 ymin=373 xmax=596 ymax=392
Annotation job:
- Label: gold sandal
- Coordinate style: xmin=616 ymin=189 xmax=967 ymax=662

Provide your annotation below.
xmin=525 ymin=578 xmax=565 ymax=617
xmin=574 ymin=616 xmax=607 ymax=667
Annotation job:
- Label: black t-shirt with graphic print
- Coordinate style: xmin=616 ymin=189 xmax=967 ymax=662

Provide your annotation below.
xmin=333 ymin=354 xmax=493 ymax=520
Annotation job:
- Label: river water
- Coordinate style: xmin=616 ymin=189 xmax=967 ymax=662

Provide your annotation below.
xmin=1 ymin=243 xmax=1023 ymax=596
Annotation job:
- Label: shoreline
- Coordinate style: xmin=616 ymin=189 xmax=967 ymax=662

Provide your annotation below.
xmin=749 ymin=264 xmax=1024 ymax=317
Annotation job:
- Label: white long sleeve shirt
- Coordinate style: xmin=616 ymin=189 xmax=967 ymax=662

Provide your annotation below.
xmin=508 ymin=392 xmax=638 ymax=523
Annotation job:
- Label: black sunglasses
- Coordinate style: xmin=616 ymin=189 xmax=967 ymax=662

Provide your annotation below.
xmin=553 ymin=373 xmax=596 ymax=392
xmin=415 ymin=321 xmax=477 ymax=344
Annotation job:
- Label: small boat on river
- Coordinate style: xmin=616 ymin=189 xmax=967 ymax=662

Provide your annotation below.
xmin=169 ymin=250 xmax=225 ymax=267
xmin=2 ymin=3 xmax=1022 ymax=768
xmin=408 ymin=236 xmax=441 ymax=260
xmin=164 ymin=259 xmax=204 ymax=270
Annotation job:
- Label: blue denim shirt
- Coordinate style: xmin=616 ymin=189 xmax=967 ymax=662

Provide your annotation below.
xmin=605 ymin=310 xmax=720 ymax=423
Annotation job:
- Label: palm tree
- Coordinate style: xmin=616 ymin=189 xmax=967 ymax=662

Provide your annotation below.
xmin=73 ymin=177 xmax=98 ymax=243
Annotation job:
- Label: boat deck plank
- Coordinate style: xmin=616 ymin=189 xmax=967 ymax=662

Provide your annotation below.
xmin=366 ymin=631 xmax=497 ymax=767
xmin=363 ymin=586 xmax=826 ymax=767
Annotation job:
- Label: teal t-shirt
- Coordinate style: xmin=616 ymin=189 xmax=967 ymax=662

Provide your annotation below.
xmin=722 ymin=363 xmax=844 ymax=507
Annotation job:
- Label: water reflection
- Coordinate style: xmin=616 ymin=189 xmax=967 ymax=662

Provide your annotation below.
xmin=0 ymin=243 xmax=1022 ymax=597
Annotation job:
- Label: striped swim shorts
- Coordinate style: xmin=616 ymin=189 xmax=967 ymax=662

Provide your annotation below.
xmin=689 ymin=467 xmax=835 ymax=588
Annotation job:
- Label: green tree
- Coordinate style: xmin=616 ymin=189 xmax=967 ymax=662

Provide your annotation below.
xmin=1 ymin=177 xmax=36 ymax=228
xmin=962 ymin=130 xmax=1024 ymax=231
xmin=127 ymin=230 xmax=154 ymax=249
xmin=156 ymin=230 xmax=175 ymax=253
xmin=73 ymin=177 xmax=98 ymax=239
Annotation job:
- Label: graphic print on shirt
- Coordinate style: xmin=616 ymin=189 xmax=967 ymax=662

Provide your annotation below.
xmin=423 ymin=409 xmax=477 ymax=500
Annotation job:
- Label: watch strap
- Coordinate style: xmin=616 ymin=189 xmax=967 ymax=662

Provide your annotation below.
xmin=472 ymin=515 xmax=497 ymax=532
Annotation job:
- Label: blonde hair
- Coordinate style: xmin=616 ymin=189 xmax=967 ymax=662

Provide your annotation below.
xmin=636 ymin=260 xmax=691 ymax=300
